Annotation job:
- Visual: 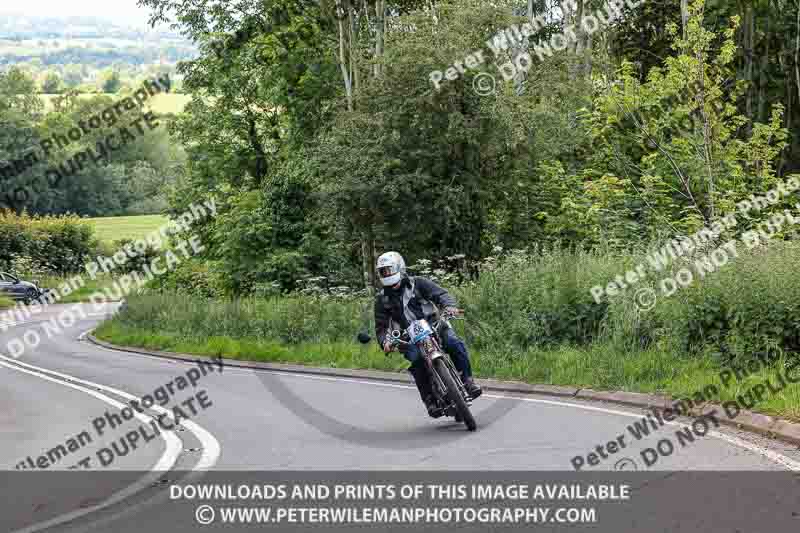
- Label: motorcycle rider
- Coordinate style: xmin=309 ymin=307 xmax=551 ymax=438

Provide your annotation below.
xmin=373 ymin=251 xmax=482 ymax=418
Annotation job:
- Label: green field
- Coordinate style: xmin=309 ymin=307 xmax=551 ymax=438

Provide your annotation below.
xmin=38 ymin=93 xmax=191 ymax=115
xmin=85 ymin=214 xmax=168 ymax=244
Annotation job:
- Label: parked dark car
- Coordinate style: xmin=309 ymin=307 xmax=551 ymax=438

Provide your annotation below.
xmin=0 ymin=272 xmax=45 ymax=303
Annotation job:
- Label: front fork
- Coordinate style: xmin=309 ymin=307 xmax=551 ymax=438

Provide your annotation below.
xmin=420 ymin=338 xmax=470 ymax=407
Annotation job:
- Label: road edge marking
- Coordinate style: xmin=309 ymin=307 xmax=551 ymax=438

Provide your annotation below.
xmin=1 ymin=351 xmax=221 ymax=471
xmin=0 ymin=357 xmax=182 ymax=533
xmin=85 ymin=332 xmax=800 ymax=471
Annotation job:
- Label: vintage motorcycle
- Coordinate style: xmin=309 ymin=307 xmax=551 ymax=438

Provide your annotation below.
xmin=358 ymin=310 xmax=477 ymax=431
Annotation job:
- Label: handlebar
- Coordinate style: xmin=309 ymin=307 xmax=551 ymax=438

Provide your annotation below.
xmin=388 ymin=329 xmax=409 ymax=346
xmin=387 ymin=310 xmax=463 ymax=348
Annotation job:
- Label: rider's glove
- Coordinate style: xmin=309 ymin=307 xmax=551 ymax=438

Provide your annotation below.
xmin=443 ymin=307 xmax=460 ymax=318
xmin=382 ymin=339 xmax=395 ymax=354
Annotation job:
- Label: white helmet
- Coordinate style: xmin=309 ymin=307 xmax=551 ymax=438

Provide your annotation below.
xmin=376 ymin=251 xmax=406 ymax=287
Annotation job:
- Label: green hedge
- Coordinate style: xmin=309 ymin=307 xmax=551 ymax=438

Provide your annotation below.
xmin=0 ymin=211 xmax=95 ymax=274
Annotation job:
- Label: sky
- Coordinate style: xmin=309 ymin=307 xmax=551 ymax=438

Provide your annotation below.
xmin=0 ymin=0 xmax=155 ymax=25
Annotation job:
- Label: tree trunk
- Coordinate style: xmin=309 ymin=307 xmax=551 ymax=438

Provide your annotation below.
xmin=744 ymin=5 xmax=755 ymax=121
xmin=758 ymin=15 xmax=770 ymax=122
xmin=583 ymin=28 xmax=593 ymax=78
xmin=561 ymin=0 xmax=573 ymax=23
xmin=360 ymin=229 xmax=376 ymax=293
xmin=247 ymin=115 xmax=267 ymax=184
xmin=680 ymin=0 xmax=689 ymax=40
xmin=785 ymin=62 xmax=793 ymax=175
xmin=572 ymin=0 xmax=584 ymax=56
xmin=374 ymin=0 xmax=385 ymax=78
xmin=361 ymin=237 xmax=371 ymax=292
xmin=335 ymin=0 xmax=353 ymax=111
xmin=778 ymin=39 xmax=792 ymax=175
xmin=349 ymin=6 xmax=359 ymax=94
xmin=369 ymin=237 xmax=376 ymax=289
xmin=691 ymin=2 xmax=714 ymax=220
xmin=796 ymin=0 xmax=800 ymax=106
xmin=698 ymin=62 xmax=715 ymax=219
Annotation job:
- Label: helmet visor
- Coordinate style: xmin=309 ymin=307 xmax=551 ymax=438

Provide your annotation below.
xmin=378 ymin=265 xmax=398 ymax=278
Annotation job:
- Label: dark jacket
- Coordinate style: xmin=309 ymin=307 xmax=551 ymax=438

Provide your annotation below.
xmin=373 ymin=276 xmax=457 ymax=347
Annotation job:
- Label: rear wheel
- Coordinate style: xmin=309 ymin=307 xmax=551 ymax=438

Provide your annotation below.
xmin=434 ymin=358 xmax=476 ymax=431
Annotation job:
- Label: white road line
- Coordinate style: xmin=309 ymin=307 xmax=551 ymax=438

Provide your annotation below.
xmin=0 ymin=353 xmax=220 ymax=470
xmin=84 ymin=330 xmax=800 ymax=471
xmin=1 ymin=318 xmax=46 ymax=327
xmin=0 ymin=358 xmax=182 ymax=533
xmin=0 ymin=353 xmax=221 ymax=532
xmin=0 ymin=359 xmax=182 ymax=471
xmin=228 ymin=366 xmax=800 ymax=471
xmin=1 ymin=319 xmax=31 ymax=329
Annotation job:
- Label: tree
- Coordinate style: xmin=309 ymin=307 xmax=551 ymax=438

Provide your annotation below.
xmin=0 ymin=68 xmax=46 ymax=213
xmin=125 ymin=0 xmax=800 ymax=296
xmin=41 ymin=71 xmax=63 ymax=94
xmin=100 ymin=69 xmax=122 ymax=93
xmin=583 ymin=0 xmax=788 ymax=240
xmin=62 ymin=64 xmax=85 ymax=88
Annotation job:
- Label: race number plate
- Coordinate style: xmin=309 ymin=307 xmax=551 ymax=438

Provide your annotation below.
xmin=407 ymin=319 xmax=434 ymax=343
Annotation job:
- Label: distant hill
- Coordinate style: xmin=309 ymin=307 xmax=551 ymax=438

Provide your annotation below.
xmin=0 ymin=13 xmax=197 ymax=70
xmin=0 ymin=13 xmax=181 ymax=40
xmin=0 ymin=13 xmax=198 ymax=90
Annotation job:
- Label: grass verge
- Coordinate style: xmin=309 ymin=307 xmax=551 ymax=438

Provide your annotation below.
xmin=39 ymin=275 xmax=118 ymax=303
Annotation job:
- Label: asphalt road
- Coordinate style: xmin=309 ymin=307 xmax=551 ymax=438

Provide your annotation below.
xmin=2 ymin=304 xmax=800 ymax=532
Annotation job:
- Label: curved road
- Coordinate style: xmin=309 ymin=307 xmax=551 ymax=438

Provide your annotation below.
xmin=2 ymin=304 xmax=800 ymax=532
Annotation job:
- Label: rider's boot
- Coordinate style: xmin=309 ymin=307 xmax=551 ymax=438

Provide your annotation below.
xmin=462 ymin=375 xmax=482 ymax=399
xmin=409 ymin=365 xmax=443 ymax=418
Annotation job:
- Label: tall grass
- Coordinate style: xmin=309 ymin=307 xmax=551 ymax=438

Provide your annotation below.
xmin=112 ymin=294 xmax=369 ymax=344
xmin=38 ymin=274 xmax=117 ymax=303
xmin=604 ymin=240 xmax=800 ymax=362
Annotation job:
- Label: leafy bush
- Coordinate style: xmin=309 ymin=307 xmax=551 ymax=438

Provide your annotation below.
xmin=148 ymin=259 xmax=228 ymax=298
xmin=110 ymin=238 xmax=162 ymax=275
xmin=8 ymin=254 xmax=55 ymax=279
xmin=0 ymin=211 xmax=95 ymax=274
xmin=623 ymin=241 xmax=800 ymax=363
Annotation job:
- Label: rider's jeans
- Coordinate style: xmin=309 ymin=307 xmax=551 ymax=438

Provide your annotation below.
xmin=403 ymin=327 xmax=473 ymax=378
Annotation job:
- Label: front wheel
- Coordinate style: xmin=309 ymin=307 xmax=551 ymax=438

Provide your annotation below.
xmin=434 ymin=358 xmax=476 ymax=431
